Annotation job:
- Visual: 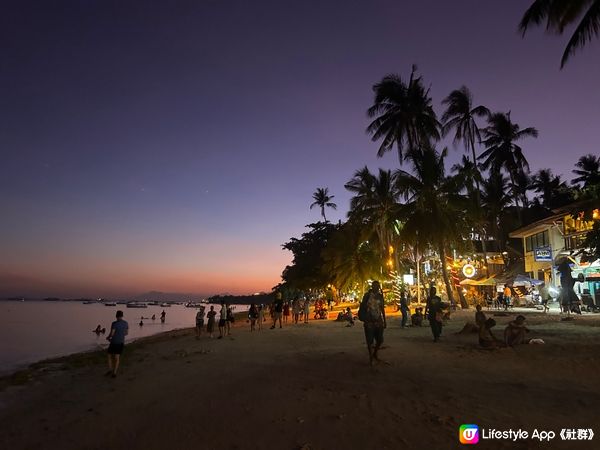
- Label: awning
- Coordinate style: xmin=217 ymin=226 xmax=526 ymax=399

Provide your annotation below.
xmin=459 ymin=276 xmax=500 ymax=286
xmin=512 ymin=274 xmax=544 ymax=286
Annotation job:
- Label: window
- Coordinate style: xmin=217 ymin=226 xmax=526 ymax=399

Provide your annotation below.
xmin=525 ymin=230 xmax=550 ymax=253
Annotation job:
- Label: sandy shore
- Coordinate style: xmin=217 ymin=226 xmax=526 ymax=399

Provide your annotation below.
xmin=1 ymin=307 xmax=600 ymax=450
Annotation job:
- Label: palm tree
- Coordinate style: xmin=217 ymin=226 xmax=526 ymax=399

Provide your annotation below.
xmin=442 ymin=86 xmax=490 ymax=167
xmin=395 ymin=146 xmax=467 ymax=307
xmin=572 ymin=154 xmax=600 ymax=188
xmin=510 ymin=169 xmax=533 ymax=210
xmin=321 ymin=221 xmax=379 ymax=296
xmin=530 ymin=168 xmax=568 ymax=206
xmin=481 ymin=171 xmax=512 ymax=251
xmin=519 ymin=0 xmax=600 ymax=67
xmin=479 ymin=112 xmax=538 ymax=222
xmin=442 ymin=87 xmax=491 ymax=274
xmin=310 ymin=187 xmax=337 ymax=222
xmin=345 ymin=168 xmax=401 ymax=271
xmin=366 ymin=66 xmax=441 ymax=163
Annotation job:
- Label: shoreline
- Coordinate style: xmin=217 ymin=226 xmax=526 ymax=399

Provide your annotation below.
xmin=1 ymin=308 xmax=600 ymax=449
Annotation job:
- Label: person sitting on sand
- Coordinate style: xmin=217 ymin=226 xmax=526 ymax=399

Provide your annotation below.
xmin=479 ymin=318 xmax=503 ymax=349
xmin=411 ymin=307 xmax=424 ymax=327
xmin=345 ymin=307 xmax=354 ymax=327
xmin=504 ymin=315 xmax=530 ymax=347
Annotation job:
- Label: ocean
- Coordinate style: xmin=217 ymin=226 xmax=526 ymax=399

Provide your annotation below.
xmin=0 ymin=300 xmax=248 ymax=375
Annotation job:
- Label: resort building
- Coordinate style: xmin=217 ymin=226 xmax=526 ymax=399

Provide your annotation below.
xmin=509 ymin=205 xmax=600 ymax=304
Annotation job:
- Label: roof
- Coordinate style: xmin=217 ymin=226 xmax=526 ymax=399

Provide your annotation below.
xmin=508 ymin=212 xmax=564 ymax=238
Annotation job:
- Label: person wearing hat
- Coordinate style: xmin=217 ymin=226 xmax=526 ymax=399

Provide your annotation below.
xmin=358 ymin=280 xmax=386 ymax=365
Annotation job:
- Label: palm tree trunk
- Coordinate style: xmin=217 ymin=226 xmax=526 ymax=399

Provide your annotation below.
xmin=470 ymin=145 xmax=489 ymax=278
xmin=437 ymin=241 xmax=457 ymax=307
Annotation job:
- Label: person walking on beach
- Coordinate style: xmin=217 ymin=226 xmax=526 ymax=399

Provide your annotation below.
xmin=226 ymin=305 xmax=234 ymax=336
xmin=539 ymin=282 xmax=550 ymax=313
xmin=206 ymin=305 xmax=216 ymax=338
xmin=106 ymin=310 xmax=128 ymax=378
xmin=257 ymin=304 xmax=264 ymax=330
xmin=399 ymin=289 xmax=409 ymax=328
xmin=303 ymin=295 xmax=310 ymax=324
xmin=248 ymin=303 xmax=259 ymax=331
xmin=218 ymin=302 xmax=227 ymax=339
xmin=425 ymin=286 xmax=444 ymax=342
xmin=292 ymin=296 xmax=301 ymax=324
xmin=358 ymin=280 xmax=386 ymax=366
xmin=195 ymin=306 xmax=205 ymax=339
xmin=271 ymin=292 xmax=284 ymax=329
xmin=283 ymin=301 xmax=290 ymax=324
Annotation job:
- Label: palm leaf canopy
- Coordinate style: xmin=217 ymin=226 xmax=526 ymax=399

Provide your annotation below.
xmin=519 ymin=0 xmax=600 ymax=67
xmin=366 ymin=66 xmax=441 ymax=162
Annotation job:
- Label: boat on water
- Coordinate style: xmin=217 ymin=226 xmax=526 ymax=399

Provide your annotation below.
xmin=159 ymin=302 xmax=171 ymax=307
xmin=104 ymin=302 xmax=117 ymax=306
xmin=147 ymin=301 xmax=159 ymax=306
xmin=126 ymin=302 xmax=148 ymax=308
xmin=82 ymin=301 xmax=97 ymax=304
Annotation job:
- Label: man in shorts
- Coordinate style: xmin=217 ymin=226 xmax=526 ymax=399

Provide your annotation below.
xmin=106 ymin=310 xmax=129 ymax=378
xmin=359 ymin=280 xmax=386 ymax=365
xmin=271 ymin=292 xmax=284 ymax=329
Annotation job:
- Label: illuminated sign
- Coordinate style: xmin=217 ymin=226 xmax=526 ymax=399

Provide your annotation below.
xmin=534 ymin=246 xmax=553 ymax=262
xmin=462 ymin=264 xmax=476 ymax=278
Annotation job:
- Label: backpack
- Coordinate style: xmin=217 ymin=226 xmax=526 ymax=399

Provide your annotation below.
xmin=358 ymin=292 xmax=381 ymax=322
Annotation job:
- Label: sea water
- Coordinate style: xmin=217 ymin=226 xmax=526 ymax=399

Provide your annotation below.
xmin=0 ymin=301 xmax=248 ymax=375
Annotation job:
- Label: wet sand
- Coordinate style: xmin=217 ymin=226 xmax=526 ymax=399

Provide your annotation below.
xmin=1 ymin=308 xmax=599 ymax=450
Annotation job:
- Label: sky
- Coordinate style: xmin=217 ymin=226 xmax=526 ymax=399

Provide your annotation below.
xmin=1 ymin=0 xmax=599 ymax=298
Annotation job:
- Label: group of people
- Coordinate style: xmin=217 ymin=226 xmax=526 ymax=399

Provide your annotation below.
xmin=195 ymin=303 xmax=236 ymax=339
xmin=138 ymin=310 xmax=166 ymax=327
xmin=476 ymin=305 xmax=531 ymax=348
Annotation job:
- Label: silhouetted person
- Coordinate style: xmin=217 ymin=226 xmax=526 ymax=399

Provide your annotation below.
xmin=106 ymin=310 xmax=128 ymax=378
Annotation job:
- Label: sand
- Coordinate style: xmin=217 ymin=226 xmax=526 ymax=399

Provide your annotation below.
xmin=1 ymin=307 xmax=600 ymax=450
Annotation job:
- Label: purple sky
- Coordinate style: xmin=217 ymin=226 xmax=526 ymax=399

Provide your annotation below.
xmin=1 ymin=0 xmax=599 ymax=298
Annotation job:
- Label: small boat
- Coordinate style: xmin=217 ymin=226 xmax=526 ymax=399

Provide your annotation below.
xmin=83 ymin=301 xmax=96 ymax=304
xmin=104 ymin=302 xmax=117 ymax=306
xmin=160 ymin=302 xmax=171 ymax=307
xmin=126 ymin=302 xmax=148 ymax=308
xmin=147 ymin=301 xmax=159 ymax=306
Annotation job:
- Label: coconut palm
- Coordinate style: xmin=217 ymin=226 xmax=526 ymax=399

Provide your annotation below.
xmin=345 ymin=168 xmax=401 ymax=270
xmin=321 ymin=221 xmax=379 ymax=295
xmin=366 ymin=66 xmax=441 ymax=163
xmin=395 ymin=146 xmax=467 ymax=307
xmin=530 ymin=168 xmax=568 ymax=206
xmin=310 ymin=187 xmax=337 ymax=222
xmin=519 ymin=0 xmax=600 ymax=67
xmin=479 ymin=112 xmax=538 ymax=222
xmin=441 ymin=86 xmax=490 ymax=166
xmin=572 ymin=154 xmax=600 ymax=188
xmin=510 ymin=169 xmax=533 ymax=210
xmin=481 ymin=171 xmax=512 ymax=251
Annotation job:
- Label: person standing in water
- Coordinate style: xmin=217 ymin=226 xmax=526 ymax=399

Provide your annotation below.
xmin=160 ymin=310 xmax=166 ymax=323
xmin=106 ymin=310 xmax=129 ymax=378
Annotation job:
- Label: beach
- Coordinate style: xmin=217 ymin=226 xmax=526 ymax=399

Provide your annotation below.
xmin=1 ymin=307 xmax=599 ymax=450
